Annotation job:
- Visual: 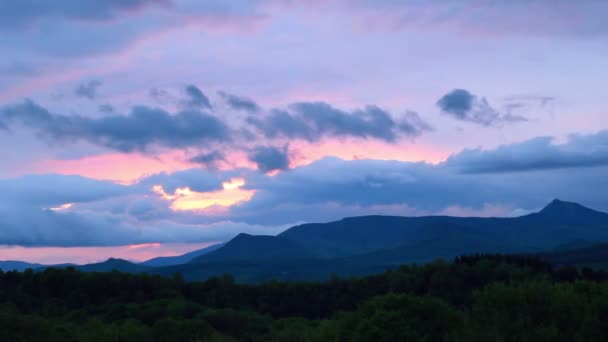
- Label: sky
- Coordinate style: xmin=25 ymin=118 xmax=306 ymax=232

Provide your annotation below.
xmin=1 ymin=0 xmax=607 ymax=264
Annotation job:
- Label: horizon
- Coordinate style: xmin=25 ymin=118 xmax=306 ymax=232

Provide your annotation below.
xmin=2 ymin=198 xmax=602 ymax=265
xmin=1 ymin=1 xmax=608 ymax=264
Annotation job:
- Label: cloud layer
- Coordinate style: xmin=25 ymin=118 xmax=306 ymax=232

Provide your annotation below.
xmin=0 ymin=90 xmax=433 ymax=158
xmin=1 ymin=130 xmax=607 ymax=247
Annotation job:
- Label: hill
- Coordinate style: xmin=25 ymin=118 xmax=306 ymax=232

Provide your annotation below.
xmin=140 ymin=243 xmax=223 ymax=267
xmin=191 ymin=233 xmax=314 ymax=263
xmin=0 ymin=260 xmax=43 ymax=272
xmin=75 ymin=258 xmax=151 ymax=273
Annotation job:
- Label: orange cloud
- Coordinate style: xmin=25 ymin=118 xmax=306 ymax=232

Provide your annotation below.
xmin=153 ymin=177 xmax=255 ymax=212
xmin=48 ymin=203 xmax=74 ymax=211
xmin=128 ymin=243 xmax=162 ymax=249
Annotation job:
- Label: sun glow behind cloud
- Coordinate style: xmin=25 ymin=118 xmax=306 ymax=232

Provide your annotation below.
xmin=48 ymin=203 xmax=74 ymax=211
xmin=153 ymin=177 xmax=255 ymax=212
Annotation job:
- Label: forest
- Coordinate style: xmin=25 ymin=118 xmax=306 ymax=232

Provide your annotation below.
xmin=0 ymin=254 xmax=607 ymax=341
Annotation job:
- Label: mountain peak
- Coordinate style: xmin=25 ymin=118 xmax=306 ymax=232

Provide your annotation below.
xmin=537 ymin=199 xmax=607 ymax=223
xmin=103 ymin=258 xmax=132 ymax=265
xmin=541 ymin=199 xmax=589 ymax=214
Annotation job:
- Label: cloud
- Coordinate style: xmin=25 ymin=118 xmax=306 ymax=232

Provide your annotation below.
xmin=437 ymin=89 xmax=527 ymax=126
xmin=0 ymin=94 xmax=433 ymax=157
xmin=149 ymin=87 xmax=173 ymax=104
xmin=343 ymin=1 xmax=608 ymax=37
xmin=0 ymin=62 xmax=40 ymax=77
xmin=248 ymin=145 xmax=290 ymax=173
xmin=231 ymin=156 xmax=608 ymax=225
xmin=0 ymin=0 xmax=171 ymax=28
xmin=137 ymin=168 xmax=229 ymax=193
xmin=184 ymin=85 xmax=212 ymax=109
xmin=0 ymin=100 xmax=230 ymax=152
xmin=219 ymin=91 xmax=260 ymax=112
xmin=0 ymin=171 xmax=287 ymax=247
xmin=0 ymin=174 xmax=129 ymax=208
xmin=98 ymin=104 xmax=114 ymax=113
xmin=445 ymin=131 xmax=608 ymax=173
xmin=2 ymin=130 xmax=608 ymax=245
xmin=248 ymin=102 xmax=431 ymax=142
xmin=189 ymin=150 xmax=226 ymax=168
xmin=0 ymin=203 xmax=286 ymax=247
xmin=0 ymin=1 xmax=267 ymax=60
xmin=75 ymin=80 xmax=102 ymax=100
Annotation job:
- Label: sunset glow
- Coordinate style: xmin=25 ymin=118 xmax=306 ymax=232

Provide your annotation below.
xmin=48 ymin=203 xmax=74 ymax=211
xmin=0 ymin=242 xmax=216 ymax=265
xmin=153 ymin=177 xmax=255 ymax=211
xmin=0 ymin=0 xmax=606 ymax=266
xmin=32 ymin=151 xmax=195 ymax=184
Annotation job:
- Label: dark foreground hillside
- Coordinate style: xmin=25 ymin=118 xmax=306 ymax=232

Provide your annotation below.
xmin=1 ymin=255 xmax=608 ymax=341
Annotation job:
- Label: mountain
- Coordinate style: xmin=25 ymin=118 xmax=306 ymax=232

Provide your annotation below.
xmin=526 ymin=199 xmax=608 ymax=226
xmin=75 ymin=258 xmax=150 ymax=273
xmin=140 ymin=243 xmax=223 ymax=267
xmin=277 ymin=199 xmax=608 ymax=259
xmin=161 ymin=199 xmax=608 ymax=282
xmin=0 ymin=261 xmax=43 ymax=272
xmin=5 ymin=199 xmax=608 ymax=283
xmin=192 ymin=234 xmax=314 ymax=263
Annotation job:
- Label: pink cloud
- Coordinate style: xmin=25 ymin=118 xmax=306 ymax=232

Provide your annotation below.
xmin=30 ymin=150 xmax=194 ymax=183
xmin=0 ymin=242 xmax=215 ymax=265
xmin=439 ymin=203 xmax=513 ymax=218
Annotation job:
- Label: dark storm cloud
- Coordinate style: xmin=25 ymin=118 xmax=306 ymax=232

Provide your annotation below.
xmin=75 ymin=80 xmax=102 ymax=100
xmin=437 ymin=89 xmax=527 ymax=126
xmin=184 ymin=85 xmax=212 ymax=109
xmin=247 ymin=102 xmax=431 ymax=142
xmin=0 ymin=100 xmax=229 ymax=152
xmin=248 ymin=145 xmax=290 ymax=173
xmin=445 ymin=131 xmax=608 ymax=173
xmin=219 ymin=91 xmax=260 ymax=112
xmin=0 ymin=0 xmax=171 ymax=28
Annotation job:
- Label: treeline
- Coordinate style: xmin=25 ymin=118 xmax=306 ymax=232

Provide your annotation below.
xmin=0 ymin=254 xmax=607 ymax=341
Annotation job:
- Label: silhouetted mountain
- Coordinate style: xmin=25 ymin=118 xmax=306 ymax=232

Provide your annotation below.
xmin=140 ymin=243 xmax=223 ymax=267
xmin=6 ymin=199 xmax=608 ymax=283
xmin=530 ymin=199 xmax=608 ymax=225
xmin=0 ymin=261 xmax=43 ymax=272
xmin=76 ymin=258 xmax=150 ymax=273
xmin=168 ymin=199 xmax=608 ymax=281
xmin=192 ymin=234 xmax=314 ymax=263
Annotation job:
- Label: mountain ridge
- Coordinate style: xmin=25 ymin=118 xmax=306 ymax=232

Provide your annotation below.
xmin=3 ymin=200 xmax=608 ymax=282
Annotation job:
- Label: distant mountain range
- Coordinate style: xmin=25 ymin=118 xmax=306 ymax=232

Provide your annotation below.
xmin=140 ymin=243 xmax=223 ymax=267
xmin=0 ymin=260 xmax=44 ymax=272
xmin=3 ymin=199 xmax=608 ymax=282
